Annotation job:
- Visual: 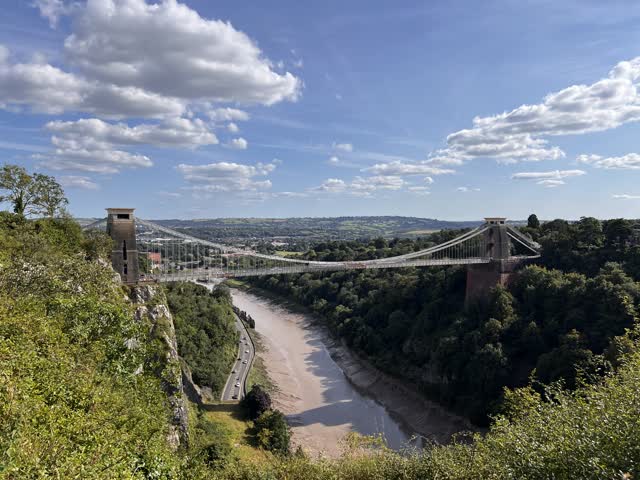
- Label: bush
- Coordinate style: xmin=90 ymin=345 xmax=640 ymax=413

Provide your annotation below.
xmin=254 ymin=409 xmax=291 ymax=455
xmin=242 ymin=384 xmax=272 ymax=420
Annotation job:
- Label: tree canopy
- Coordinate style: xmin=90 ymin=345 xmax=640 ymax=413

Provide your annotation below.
xmin=0 ymin=164 xmax=68 ymax=217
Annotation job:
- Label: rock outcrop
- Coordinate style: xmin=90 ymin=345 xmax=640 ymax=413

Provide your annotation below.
xmin=129 ymin=285 xmax=189 ymax=451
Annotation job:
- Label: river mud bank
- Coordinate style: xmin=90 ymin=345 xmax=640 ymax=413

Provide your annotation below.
xmin=231 ymin=287 xmax=473 ymax=457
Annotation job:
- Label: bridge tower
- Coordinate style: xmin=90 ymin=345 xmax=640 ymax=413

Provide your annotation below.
xmin=465 ymin=217 xmax=514 ymax=303
xmin=106 ymin=208 xmax=139 ymax=285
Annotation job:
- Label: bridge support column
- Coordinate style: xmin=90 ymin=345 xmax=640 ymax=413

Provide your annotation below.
xmin=465 ymin=217 xmax=512 ymax=304
xmin=106 ymin=208 xmax=140 ymax=284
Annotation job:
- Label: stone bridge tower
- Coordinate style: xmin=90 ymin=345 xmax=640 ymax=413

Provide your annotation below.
xmin=106 ymin=208 xmax=139 ymax=284
xmin=465 ymin=218 xmax=515 ymax=303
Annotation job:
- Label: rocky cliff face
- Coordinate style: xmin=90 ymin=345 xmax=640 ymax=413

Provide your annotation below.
xmin=129 ymin=285 xmax=189 ymax=450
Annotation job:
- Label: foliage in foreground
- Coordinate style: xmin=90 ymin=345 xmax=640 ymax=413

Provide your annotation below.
xmin=217 ymin=334 xmax=640 ymax=479
xmin=0 ymin=213 xmax=182 ymax=478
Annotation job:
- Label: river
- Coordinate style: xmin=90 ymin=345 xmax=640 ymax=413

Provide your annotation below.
xmin=231 ymin=288 xmax=417 ymax=456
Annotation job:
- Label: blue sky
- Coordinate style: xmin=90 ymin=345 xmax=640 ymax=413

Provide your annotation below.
xmin=2 ymin=0 xmax=640 ymax=220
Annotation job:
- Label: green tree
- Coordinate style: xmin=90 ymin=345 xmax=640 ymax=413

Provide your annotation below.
xmin=242 ymin=384 xmax=272 ymax=420
xmin=0 ymin=165 xmax=68 ymax=217
xmin=254 ymin=409 xmax=290 ymax=455
xmin=527 ymin=213 xmax=540 ymax=229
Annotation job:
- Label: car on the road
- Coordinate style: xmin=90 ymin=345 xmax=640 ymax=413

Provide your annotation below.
xmin=232 ymin=369 xmax=236 ymax=373
xmin=237 ymin=357 xmax=241 ymax=361
xmin=245 ymin=350 xmax=249 ymax=353
xmin=242 ymin=360 xmax=247 ymax=364
xmin=232 ymin=395 xmax=238 ymax=399
xmin=235 ymin=382 xmax=240 ymax=387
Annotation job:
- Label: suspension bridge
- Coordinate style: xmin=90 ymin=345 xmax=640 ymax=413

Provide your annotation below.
xmin=83 ymin=208 xmax=541 ymax=301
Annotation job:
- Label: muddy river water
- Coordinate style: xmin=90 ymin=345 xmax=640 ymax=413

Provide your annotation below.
xmin=231 ymin=288 xmax=418 ymax=456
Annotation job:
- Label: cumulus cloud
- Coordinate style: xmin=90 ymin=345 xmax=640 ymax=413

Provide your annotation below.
xmin=428 ymin=56 xmax=640 ymax=166
xmin=46 ymin=117 xmax=218 ymax=148
xmin=612 ymin=194 xmax=640 ymax=199
xmin=312 ymin=175 xmax=404 ymax=197
xmin=34 ymin=0 xmax=77 ymax=28
xmin=177 ymin=160 xmax=277 ymax=192
xmin=333 ymin=142 xmax=353 ymax=152
xmin=511 ymin=169 xmax=586 ymax=187
xmin=227 ymin=137 xmax=248 ymax=150
xmin=328 ymin=156 xmax=340 ymax=165
xmin=57 ymin=175 xmax=99 ymax=190
xmin=364 ymin=160 xmax=455 ymax=176
xmin=0 ymin=48 xmax=185 ymax=117
xmin=577 ymin=153 xmax=640 ymax=170
xmin=64 ymin=0 xmax=300 ymax=105
xmin=36 ymin=142 xmax=152 ymax=174
xmin=208 ymin=107 xmax=250 ymax=123
xmin=227 ymin=122 xmax=239 ymax=133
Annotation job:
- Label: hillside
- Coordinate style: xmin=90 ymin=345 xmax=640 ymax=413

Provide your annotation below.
xmin=155 ymin=216 xmax=486 ymax=242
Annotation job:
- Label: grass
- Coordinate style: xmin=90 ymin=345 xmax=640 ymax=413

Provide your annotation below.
xmin=195 ymin=400 xmax=273 ymax=464
xmin=273 ymin=251 xmax=304 ymax=258
xmin=245 ymin=331 xmax=275 ymax=393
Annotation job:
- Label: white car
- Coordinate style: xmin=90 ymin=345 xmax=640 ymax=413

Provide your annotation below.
xmin=235 ymin=382 xmax=240 ymax=387
xmin=242 ymin=360 xmax=247 ymax=364
xmin=245 ymin=350 xmax=249 ymax=353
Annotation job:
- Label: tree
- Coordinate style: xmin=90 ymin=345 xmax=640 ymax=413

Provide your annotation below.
xmin=0 ymin=165 xmax=68 ymax=217
xmin=32 ymin=173 xmax=68 ymax=217
xmin=242 ymin=384 xmax=272 ymax=420
xmin=254 ymin=409 xmax=290 ymax=455
xmin=527 ymin=214 xmax=540 ymax=229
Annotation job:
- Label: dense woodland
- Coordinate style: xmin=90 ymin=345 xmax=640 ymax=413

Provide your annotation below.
xmin=251 ymin=215 xmax=640 ymax=423
xmin=165 ymin=282 xmax=238 ymax=396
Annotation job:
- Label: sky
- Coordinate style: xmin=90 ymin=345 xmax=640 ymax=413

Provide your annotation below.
xmin=2 ymin=0 xmax=640 ymax=220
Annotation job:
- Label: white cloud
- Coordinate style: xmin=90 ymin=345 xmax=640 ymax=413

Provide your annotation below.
xmin=46 ymin=117 xmax=218 ymax=148
xmin=227 ymin=122 xmax=239 ymax=133
xmin=208 ymin=107 xmax=250 ymax=123
xmin=57 ymin=175 xmax=99 ymax=190
xmin=312 ymin=175 xmax=404 ymax=197
xmin=430 ymin=56 xmax=640 ymax=165
xmin=364 ymin=161 xmax=455 ymax=176
xmin=333 ymin=142 xmax=353 ymax=152
xmin=424 ymin=176 xmax=434 ymax=184
xmin=228 ymin=137 xmax=248 ymax=150
xmin=328 ymin=155 xmax=340 ymax=165
xmin=0 ymin=48 xmax=185 ymax=118
xmin=511 ymin=170 xmax=587 ymax=180
xmin=577 ymin=153 xmax=640 ymax=170
xmin=34 ymin=0 xmax=77 ymax=28
xmin=65 ymin=0 xmax=300 ymax=106
xmin=456 ymin=186 xmax=480 ymax=192
xmin=538 ymin=179 xmax=565 ymax=188
xmin=612 ymin=194 xmax=640 ymax=199
xmin=315 ymin=178 xmax=347 ymax=193
xmin=177 ymin=160 xmax=277 ymax=192
xmin=36 ymin=142 xmax=152 ymax=174
xmin=511 ymin=169 xmax=586 ymax=187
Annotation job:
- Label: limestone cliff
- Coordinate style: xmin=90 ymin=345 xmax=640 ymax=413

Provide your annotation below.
xmin=129 ymin=285 xmax=189 ymax=450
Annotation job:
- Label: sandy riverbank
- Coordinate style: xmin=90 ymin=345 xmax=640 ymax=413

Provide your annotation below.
xmin=231 ymin=288 xmax=473 ymax=457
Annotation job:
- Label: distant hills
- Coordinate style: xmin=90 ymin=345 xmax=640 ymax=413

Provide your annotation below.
xmin=154 ymin=216 xmax=491 ymax=241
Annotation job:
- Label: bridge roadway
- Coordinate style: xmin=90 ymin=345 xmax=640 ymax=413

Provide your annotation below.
xmin=220 ymin=313 xmax=255 ymax=402
xmin=152 ymin=257 xmax=492 ymax=282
